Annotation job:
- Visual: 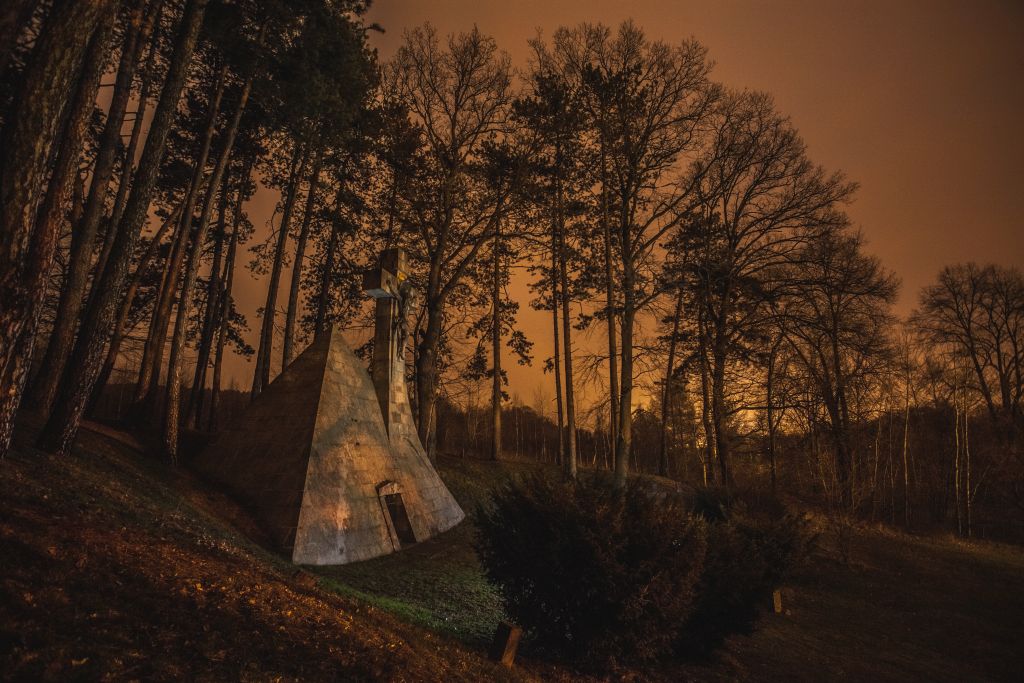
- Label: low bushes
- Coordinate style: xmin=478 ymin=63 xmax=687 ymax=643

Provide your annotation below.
xmin=475 ymin=473 xmax=706 ymax=666
xmin=474 ymin=476 xmax=814 ymax=669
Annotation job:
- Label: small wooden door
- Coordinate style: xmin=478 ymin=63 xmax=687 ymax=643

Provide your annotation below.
xmin=384 ymin=493 xmax=417 ymax=546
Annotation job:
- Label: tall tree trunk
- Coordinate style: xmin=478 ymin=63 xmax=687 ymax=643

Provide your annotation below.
xmin=186 ymin=171 xmax=230 ymax=427
xmin=766 ymin=337 xmax=781 ymax=492
xmin=39 ymin=0 xmax=210 ymax=456
xmin=415 ymin=302 xmax=444 ymax=460
xmin=902 ymin=381 xmax=911 ymax=527
xmin=107 ymin=1 xmax=164 ymax=237
xmin=30 ymin=0 xmax=151 ymax=411
xmin=550 ymin=235 xmax=565 ymax=467
xmin=557 ymin=181 xmax=576 ymax=479
xmin=86 ymin=205 xmax=178 ymax=417
xmin=209 ymin=179 xmax=243 ymax=432
xmin=659 ymin=288 xmax=684 ymax=478
xmin=697 ymin=304 xmax=716 ymax=485
xmin=599 ymin=137 xmax=619 ymax=466
xmin=163 ymin=66 xmax=253 ymax=460
xmin=490 ymin=225 xmax=502 ymax=461
xmin=0 ymin=2 xmax=116 ymax=456
xmin=252 ymin=142 xmax=307 ymax=397
xmin=710 ymin=300 xmax=733 ymax=487
xmin=614 ymin=248 xmax=636 ymax=485
xmin=314 ymin=198 xmax=341 ymax=337
xmin=135 ymin=63 xmax=226 ymax=416
xmin=283 ymin=143 xmax=323 ymax=368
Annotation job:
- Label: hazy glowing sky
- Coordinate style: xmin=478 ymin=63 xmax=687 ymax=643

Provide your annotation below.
xmin=226 ymin=0 xmax=1024 ymax=405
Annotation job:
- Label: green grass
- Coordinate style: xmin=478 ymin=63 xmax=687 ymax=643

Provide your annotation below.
xmin=312 ymin=455 xmax=547 ymax=645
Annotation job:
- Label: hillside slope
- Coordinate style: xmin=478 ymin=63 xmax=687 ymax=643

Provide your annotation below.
xmin=3 ymin=421 xmax=1023 ymax=681
xmin=0 ymin=423 xmax=525 ymax=682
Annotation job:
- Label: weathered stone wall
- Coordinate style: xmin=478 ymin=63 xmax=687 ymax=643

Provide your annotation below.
xmin=198 ymin=327 xmax=464 ymax=566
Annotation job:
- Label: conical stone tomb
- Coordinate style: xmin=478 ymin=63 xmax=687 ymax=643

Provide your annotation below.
xmin=196 ymin=249 xmax=464 ymax=565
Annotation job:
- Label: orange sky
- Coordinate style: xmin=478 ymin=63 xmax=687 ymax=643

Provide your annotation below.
xmin=224 ymin=0 xmax=1024 ymax=407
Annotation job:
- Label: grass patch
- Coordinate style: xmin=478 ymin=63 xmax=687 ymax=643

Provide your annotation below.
xmin=312 ymin=455 xmax=547 ymax=645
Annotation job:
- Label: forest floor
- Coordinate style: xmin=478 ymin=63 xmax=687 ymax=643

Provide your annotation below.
xmin=2 ymin=420 xmax=1023 ymax=681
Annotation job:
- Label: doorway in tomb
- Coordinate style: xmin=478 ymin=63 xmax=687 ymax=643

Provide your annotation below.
xmin=384 ymin=493 xmax=417 ymax=546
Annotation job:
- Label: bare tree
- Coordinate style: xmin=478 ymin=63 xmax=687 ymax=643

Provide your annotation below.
xmin=388 ymin=24 xmax=514 ymax=455
xmin=781 ymin=230 xmax=898 ymax=508
xmin=913 ymin=263 xmax=1024 ymax=448
xmin=689 ymin=90 xmax=856 ymax=486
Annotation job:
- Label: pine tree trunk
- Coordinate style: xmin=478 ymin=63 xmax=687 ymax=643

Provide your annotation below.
xmin=163 ymin=66 xmax=253 ymax=460
xmin=107 ymin=1 xmax=164 ymax=238
xmin=0 ymin=9 xmax=116 ymax=454
xmin=135 ymin=63 xmax=226 ymax=416
xmin=208 ymin=200 xmax=240 ymax=433
xmin=0 ymin=0 xmax=117 ymax=457
xmin=490 ymin=224 xmax=502 ymax=462
xmin=186 ymin=172 xmax=230 ymax=427
xmin=86 ymin=205 xmax=179 ymax=417
xmin=283 ymin=143 xmax=324 ymax=368
xmin=314 ymin=198 xmax=341 ymax=337
xmin=252 ymin=142 xmax=307 ymax=397
xmin=30 ymin=0 xmax=150 ymax=412
xmin=540 ymin=224 xmax=562 ymax=468
xmin=557 ymin=181 xmax=576 ymax=479
xmin=39 ymin=0 xmax=210 ymax=456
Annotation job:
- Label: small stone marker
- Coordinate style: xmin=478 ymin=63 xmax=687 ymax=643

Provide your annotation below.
xmin=489 ymin=621 xmax=522 ymax=668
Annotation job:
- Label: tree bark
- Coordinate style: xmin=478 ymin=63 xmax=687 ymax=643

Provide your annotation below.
xmin=186 ymin=170 xmax=230 ymax=427
xmin=550 ymin=234 xmax=565 ymax=467
xmin=490 ymin=224 xmax=502 ymax=461
xmin=314 ymin=197 xmax=341 ymax=337
xmin=39 ymin=0 xmax=210 ymax=456
xmin=614 ymin=245 xmax=636 ymax=485
xmin=209 ymin=179 xmax=244 ymax=431
xmin=86 ymin=206 xmax=178 ymax=417
xmin=107 ymin=1 xmax=164 ymax=238
xmin=0 ymin=9 xmax=115 ymax=454
xmin=252 ymin=142 xmax=307 ymax=397
xmin=659 ymin=288 xmax=684 ymax=478
xmin=163 ymin=66 xmax=253 ymax=460
xmin=134 ymin=62 xmax=226 ymax=417
xmin=556 ymin=177 xmax=576 ymax=479
xmin=0 ymin=0 xmax=117 ymax=457
xmin=710 ymin=293 xmax=733 ymax=488
xmin=415 ymin=302 xmax=445 ymax=461
xmin=697 ymin=305 xmax=716 ymax=485
xmin=599 ymin=136 xmax=620 ymax=474
xmin=283 ymin=143 xmax=324 ymax=368
xmin=30 ymin=0 xmax=150 ymax=412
